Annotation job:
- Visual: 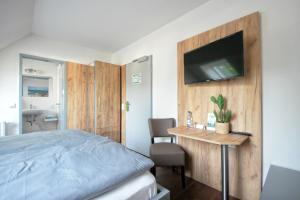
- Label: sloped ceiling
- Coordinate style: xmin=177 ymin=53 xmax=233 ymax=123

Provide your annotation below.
xmin=0 ymin=0 xmax=210 ymax=52
xmin=0 ymin=0 xmax=35 ymax=50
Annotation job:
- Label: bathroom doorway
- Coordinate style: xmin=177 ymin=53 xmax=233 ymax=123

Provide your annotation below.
xmin=19 ymin=54 xmax=66 ymax=134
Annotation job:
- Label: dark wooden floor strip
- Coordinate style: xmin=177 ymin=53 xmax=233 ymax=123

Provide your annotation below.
xmin=155 ymin=167 xmax=239 ymax=200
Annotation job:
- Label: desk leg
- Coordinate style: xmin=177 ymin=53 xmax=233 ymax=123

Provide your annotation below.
xmin=221 ymin=145 xmax=229 ymax=200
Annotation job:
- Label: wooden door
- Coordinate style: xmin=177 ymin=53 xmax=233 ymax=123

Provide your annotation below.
xmin=95 ymin=61 xmax=121 ymax=142
xmin=67 ymin=62 xmax=94 ymax=132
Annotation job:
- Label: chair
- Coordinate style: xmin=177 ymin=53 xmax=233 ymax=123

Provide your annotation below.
xmin=148 ymin=118 xmax=186 ymax=188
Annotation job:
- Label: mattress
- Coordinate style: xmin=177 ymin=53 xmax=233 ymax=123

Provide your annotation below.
xmin=93 ymin=171 xmax=157 ymax=200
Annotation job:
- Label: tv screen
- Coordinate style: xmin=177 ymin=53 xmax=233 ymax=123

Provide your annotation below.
xmin=184 ymin=31 xmax=244 ymax=84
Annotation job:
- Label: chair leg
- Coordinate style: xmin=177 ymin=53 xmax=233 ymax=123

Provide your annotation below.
xmin=172 ymin=166 xmax=176 ymax=172
xmin=151 ymin=166 xmax=156 ymax=177
xmin=181 ymin=166 xmax=186 ymax=189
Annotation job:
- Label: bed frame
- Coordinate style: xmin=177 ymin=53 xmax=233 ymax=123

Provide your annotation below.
xmin=151 ymin=184 xmax=170 ymax=200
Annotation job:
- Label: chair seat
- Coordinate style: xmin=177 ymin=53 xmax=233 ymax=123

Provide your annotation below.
xmin=150 ymin=143 xmax=185 ymax=166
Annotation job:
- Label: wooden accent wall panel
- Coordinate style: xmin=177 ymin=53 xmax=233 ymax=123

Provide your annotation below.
xmin=95 ymin=61 xmax=121 ymax=142
xmin=121 ymin=65 xmax=126 ymax=145
xmin=177 ymin=12 xmax=261 ymax=200
xmin=67 ymin=62 xmax=94 ymax=132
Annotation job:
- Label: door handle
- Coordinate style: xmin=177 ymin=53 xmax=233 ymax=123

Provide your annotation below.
xmin=126 ymin=101 xmax=130 ymax=112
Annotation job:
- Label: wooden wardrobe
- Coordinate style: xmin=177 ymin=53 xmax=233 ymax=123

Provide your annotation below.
xmin=67 ymin=62 xmax=94 ymax=132
xmin=94 ymin=61 xmax=121 ymax=142
xmin=67 ymin=61 xmax=121 ymax=142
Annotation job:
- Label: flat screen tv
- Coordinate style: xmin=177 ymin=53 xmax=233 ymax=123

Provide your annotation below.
xmin=184 ymin=31 xmax=244 ymax=84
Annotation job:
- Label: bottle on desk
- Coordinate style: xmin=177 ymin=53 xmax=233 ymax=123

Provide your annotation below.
xmin=186 ymin=111 xmax=193 ymax=128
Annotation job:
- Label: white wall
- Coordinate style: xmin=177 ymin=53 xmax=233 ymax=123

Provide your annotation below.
xmin=0 ymin=34 xmax=111 ymax=135
xmin=111 ymin=0 xmax=300 ymax=181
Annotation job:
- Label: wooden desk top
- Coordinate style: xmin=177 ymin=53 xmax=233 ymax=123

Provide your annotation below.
xmin=168 ymin=126 xmax=249 ymax=146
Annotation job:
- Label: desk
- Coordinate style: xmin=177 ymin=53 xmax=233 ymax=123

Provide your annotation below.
xmin=168 ymin=126 xmax=249 ymax=200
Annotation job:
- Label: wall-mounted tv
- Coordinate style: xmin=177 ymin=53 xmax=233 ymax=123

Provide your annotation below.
xmin=184 ymin=31 xmax=244 ymax=84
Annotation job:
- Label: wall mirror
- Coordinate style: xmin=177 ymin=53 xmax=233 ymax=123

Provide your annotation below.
xmin=22 ymin=76 xmax=52 ymax=97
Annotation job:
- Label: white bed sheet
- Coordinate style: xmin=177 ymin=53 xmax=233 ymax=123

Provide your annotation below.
xmin=93 ymin=171 xmax=157 ymax=200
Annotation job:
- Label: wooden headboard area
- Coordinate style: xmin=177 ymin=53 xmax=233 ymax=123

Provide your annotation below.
xmin=177 ymin=12 xmax=261 ymax=200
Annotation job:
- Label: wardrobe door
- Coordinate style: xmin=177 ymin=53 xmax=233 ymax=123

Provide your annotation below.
xmin=67 ymin=62 xmax=94 ymax=132
xmin=95 ymin=61 xmax=121 ymax=142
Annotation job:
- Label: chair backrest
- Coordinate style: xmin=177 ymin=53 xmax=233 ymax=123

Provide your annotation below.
xmin=148 ymin=118 xmax=176 ymax=142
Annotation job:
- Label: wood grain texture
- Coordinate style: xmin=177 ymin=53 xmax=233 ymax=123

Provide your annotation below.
xmin=121 ymin=65 xmax=126 ymax=145
xmin=67 ymin=62 xmax=94 ymax=132
xmin=168 ymin=126 xmax=249 ymax=146
xmin=95 ymin=61 xmax=121 ymax=142
xmin=177 ymin=12 xmax=261 ymax=200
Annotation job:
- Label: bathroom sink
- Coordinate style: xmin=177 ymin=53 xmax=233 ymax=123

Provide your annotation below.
xmin=22 ymin=109 xmax=44 ymax=116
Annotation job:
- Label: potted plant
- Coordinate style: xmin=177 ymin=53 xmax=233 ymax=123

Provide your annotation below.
xmin=210 ymin=94 xmax=232 ymax=134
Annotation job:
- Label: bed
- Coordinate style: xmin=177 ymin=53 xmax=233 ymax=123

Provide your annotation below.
xmin=0 ymin=129 xmax=169 ymax=200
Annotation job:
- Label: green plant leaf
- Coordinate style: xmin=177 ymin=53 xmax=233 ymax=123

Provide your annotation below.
xmin=217 ymin=94 xmax=224 ymax=110
xmin=210 ymin=96 xmax=217 ymax=104
xmin=213 ymin=110 xmax=219 ymax=122
xmin=224 ymin=110 xmax=232 ymax=122
xmin=210 ymin=94 xmax=232 ymax=123
xmin=222 ymin=110 xmax=225 ymax=122
xmin=218 ymin=110 xmax=224 ymax=123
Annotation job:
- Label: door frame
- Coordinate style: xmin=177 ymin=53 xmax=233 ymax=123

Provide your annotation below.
xmin=121 ymin=65 xmax=126 ymax=144
xmin=122 ymin=55 xmax=153 ymax=148
xmin=19 ymin=54 xmax=66 ymax=135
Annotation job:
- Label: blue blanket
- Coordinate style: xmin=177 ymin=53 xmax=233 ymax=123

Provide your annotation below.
xmin=0 ymin=130 xmax=154 ymax=200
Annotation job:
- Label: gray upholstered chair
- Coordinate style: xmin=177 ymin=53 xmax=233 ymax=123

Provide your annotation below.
xmin=148 ymin=118 xmax=186 ymax=188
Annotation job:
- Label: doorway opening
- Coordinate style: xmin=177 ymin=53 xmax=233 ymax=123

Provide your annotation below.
xmin=19 ymin=54 xmax=66 ymax=134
